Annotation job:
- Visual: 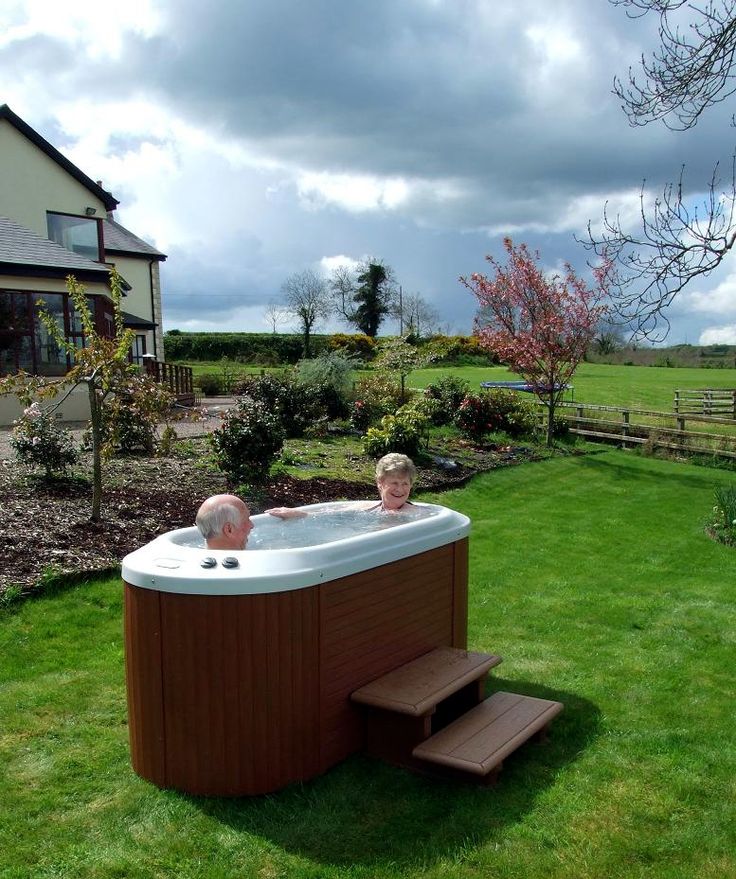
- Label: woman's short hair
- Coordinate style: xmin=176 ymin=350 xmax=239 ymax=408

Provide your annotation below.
xmin=375 ymin=452 xmax=416 ymax=483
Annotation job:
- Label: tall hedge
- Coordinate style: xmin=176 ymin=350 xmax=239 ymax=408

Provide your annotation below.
xmin=163 ymin=331 xmax=495 ymax=365
xmin=163 ymin=333 xmax=332 ymax=363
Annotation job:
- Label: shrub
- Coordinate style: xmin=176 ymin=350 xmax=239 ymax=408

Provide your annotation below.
xmin=11 ymin=402 xmax=79 ymax=478
xmin=455 ymin=394 xmax=499 ymax=441
xmin=421 ymin=335 xmax=497 ymax=365
xmin=362 ymin=406 xmax=429 ymax=458
xmin=423 ymin=375 xmax=471 ymax=425
xmin=708 ymin=484 xmax=736 ymax=546
xmin=483 ymin=388 xmax=538 ymax=436
xmin=195 ymin=373 xmax=225 ymax=396
xmin=294 ymin=352 xmax=355 ymax=418
xmin=406 ymin=394 xmax=446 ymax=426
xmin=209 ymin=398 xmax=285 ymax=485
xmin=82 ymin=377 xmax=173 ymax=455
xmin=352 ymin=373 xmax=405 ymax=427
xmin=455 ymin=389 xmax=537 ymax=441
xmin=231 ymin=372 xmax=324 ymax=437
xmin=328 ymin=333 xmax=377 ymax=361
xmin=103 ymin=401 xmax=156 ymax=454
xmin=350 ymin=399 xmax=372 ymax=432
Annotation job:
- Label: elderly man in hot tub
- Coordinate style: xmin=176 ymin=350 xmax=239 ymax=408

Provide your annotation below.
xmin=195 ymin=494 xmax=254 ymax=550
xmin=267 ymin=452 xmax=417 ymax=519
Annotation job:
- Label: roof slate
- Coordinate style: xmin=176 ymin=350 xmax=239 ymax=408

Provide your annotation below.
xmin=0 ymin=215 xmax=110 ymax=274
xmin=103 ymin=218 xmax=166 ymax=259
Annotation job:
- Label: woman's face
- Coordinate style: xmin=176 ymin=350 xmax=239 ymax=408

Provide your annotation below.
xmin=377 ymin=472 xmax=412 ymax=510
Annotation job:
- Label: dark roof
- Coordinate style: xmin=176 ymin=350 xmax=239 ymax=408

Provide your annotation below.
xmin=0 ymin=215 xmax=130 ymax=289
xmin=103 ymin=218 xmax=166 ymax=260
xmin=121 ymin=310 xmax=157 ymax=329
xmin=0 ymin=104 xmax=119 ymax=213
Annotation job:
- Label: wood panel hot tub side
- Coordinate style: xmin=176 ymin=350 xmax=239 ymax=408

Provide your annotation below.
xmin=123 ymin=535 xmax=469 ymax=795
xmin=317 ymin=539 xmax=468 ymax=771
xmin=124 ymin=583 xmax=322 ymax=796
xmin=124 ymin=584 xmax=166 ymax=787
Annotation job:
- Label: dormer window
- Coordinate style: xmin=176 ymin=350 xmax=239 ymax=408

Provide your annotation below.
xmin=47 ymin=212 xmax=104 ymax=262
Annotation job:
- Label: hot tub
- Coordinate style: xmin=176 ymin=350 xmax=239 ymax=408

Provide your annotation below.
xmin=122 ymin=501 xmax=470 ymax=796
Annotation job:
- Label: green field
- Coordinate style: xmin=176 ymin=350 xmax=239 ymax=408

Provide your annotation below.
xmin=409 ymin=363 xmax=736 ymax=412
xmin=177 ymin=359 xmax=736 ymax=413
xmin=2 ymin=451 xmax=734 ymax=878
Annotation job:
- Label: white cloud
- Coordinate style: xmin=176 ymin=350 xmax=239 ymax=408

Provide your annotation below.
xmin=681 ymin=270 xmax=736 ymax=316
xmin=0 ymin=0 xmax=163 ymax=59
xmin=319 ymin=255 xmax=361 ymax=275
xmin=2 ymin=0 xmax=733 ymax=341
xmin=296 ymin=172 xmax=411 ymax=213
xmin=698 ymin=325 xmax=736 ymax=345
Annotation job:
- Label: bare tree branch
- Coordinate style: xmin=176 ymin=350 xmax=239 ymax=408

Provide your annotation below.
xmin=282 ymin=269 xmax=330 ymax=357
xmin=612 ymin=0 xmax=736 ymax=130
xmin=581 ymin=158 xmax=736 ymax=341
xmin=581 ymin=1 xmax=736 ymax=339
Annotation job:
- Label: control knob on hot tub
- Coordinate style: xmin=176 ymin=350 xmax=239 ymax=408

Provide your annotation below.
xmin=222 ymin=556 xmax=239 ymax=569
xmin=200 ymin=556 xmax=217 ymax=569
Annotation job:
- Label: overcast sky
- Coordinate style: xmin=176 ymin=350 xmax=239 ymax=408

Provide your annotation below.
xmin=3 ymin=0 xmax=736 ymax=344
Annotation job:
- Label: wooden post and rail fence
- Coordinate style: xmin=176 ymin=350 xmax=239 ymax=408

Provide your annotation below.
xmin=673 ymin=388 xmax=736 ymax=417
xmin=143 ymin=360 xmax=196 ymax=406
xmin=538 ymin=389 xmax=736 ymax=460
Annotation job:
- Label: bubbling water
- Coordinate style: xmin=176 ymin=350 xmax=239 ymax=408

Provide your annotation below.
xmin=176 ymin=502 xmax=439 ymax=550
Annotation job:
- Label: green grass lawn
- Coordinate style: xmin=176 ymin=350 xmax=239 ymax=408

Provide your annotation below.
xmin=409 ymin=363 xmax=736 ymax=412
xmin=178 ymin=358 xmax=736 ymax=413
xmin=178 ymin=360 xmax=281 ymax=380
xmin=1 ymin=450 xmax=734 ymax=878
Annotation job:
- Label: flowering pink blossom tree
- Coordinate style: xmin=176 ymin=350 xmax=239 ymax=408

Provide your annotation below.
xmin=461 ymin=238 xmax=610 ymax=446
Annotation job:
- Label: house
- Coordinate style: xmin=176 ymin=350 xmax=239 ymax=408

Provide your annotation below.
xmin=0 ymin=104 xmax=184 ymax=425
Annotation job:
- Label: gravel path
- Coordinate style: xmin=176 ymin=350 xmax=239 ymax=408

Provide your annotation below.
xmin=0 ymin=396 xmax=237 ymax=461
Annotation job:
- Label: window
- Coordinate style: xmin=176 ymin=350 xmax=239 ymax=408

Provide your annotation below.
xmin=131 ymin=334 xmax=147 ymax=365
xmin=33 ymin=293 xmax=67 ymax=375
xmin=0 ymin=291 xmax=35 ymax=375
xmin=47 ymin=213 xmax=103 ymax=261
xmin=0 ymin=289 xmax=110 ymax=376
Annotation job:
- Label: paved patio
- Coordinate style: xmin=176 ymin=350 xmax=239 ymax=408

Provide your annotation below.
xmin=0 ymin=396 xmax=238 ymax=461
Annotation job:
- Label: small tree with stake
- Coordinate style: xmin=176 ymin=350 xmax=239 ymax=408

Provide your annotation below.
xmin=0 ymin=269 xmax=175 ymax=520
xmin=461 ymin=238 xmax=609 ymax=446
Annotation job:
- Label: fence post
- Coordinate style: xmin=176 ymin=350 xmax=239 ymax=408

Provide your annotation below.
xmin=674 ymin=390 xmax=680 ymax=414
xmin=621 ymin=410 xmax=629 ymax=448
xmin=677 ymin=416 xmax=685 ymax=453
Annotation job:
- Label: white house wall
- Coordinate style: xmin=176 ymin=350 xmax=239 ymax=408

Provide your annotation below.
xmin=111 ymin=254 xmax=163 ymax=359
xmin=0 ymin=120 xmax=108 ymax=235
xmin=1 ymin=115 xmax=165 ymax=363
xmin=0 ymin=382 xmax=91 ymax=427
xmin=0 ymin=274 xmax=111 ymax=296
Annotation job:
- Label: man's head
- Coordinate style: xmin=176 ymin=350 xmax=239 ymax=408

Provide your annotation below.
xmin=375 ymin=453 xmax=416 ymax=511
xmin=195 ymin=494 xmax=253 ymax=550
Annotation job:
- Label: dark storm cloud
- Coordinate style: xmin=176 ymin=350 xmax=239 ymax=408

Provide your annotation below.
xmin=81 ymin=0 xmax=728 ymax=236
xmin=5 ymin=0 xmax=735 ymax=340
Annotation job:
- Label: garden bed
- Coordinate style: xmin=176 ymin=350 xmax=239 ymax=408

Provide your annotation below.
xmin=0 ymin=435 xmax=541 ymax=597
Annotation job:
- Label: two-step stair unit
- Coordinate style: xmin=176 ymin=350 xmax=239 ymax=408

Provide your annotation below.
xmin=351 ymin=646 xmax=563 ymax=784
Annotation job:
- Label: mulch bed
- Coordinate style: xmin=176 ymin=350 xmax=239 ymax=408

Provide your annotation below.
xmin=0 ymin=438 xmax=534 ymax=597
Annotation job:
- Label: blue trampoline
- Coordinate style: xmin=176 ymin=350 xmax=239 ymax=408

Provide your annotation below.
xmin=480 ymin=380 xmax=573 ymax=399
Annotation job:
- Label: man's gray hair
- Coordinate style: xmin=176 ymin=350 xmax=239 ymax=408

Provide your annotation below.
xmin=196 ymin=500 xmax=243 ymax=539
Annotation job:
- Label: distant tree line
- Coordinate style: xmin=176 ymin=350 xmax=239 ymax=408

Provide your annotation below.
xmin=163 ymin=330 xmax=495 ymax=366
xmin=277 ymin=258 xmax=442 ymax=356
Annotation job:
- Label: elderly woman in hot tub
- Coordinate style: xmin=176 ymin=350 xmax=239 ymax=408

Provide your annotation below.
xmin=267 ymin=453 xmax=417 ymax=520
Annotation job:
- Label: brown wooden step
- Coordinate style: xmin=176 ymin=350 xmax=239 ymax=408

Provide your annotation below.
xmin=350 ymin=646 xmax=502 ymax=717
xmin=412 ymin=691 xmax=563 ymax=776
